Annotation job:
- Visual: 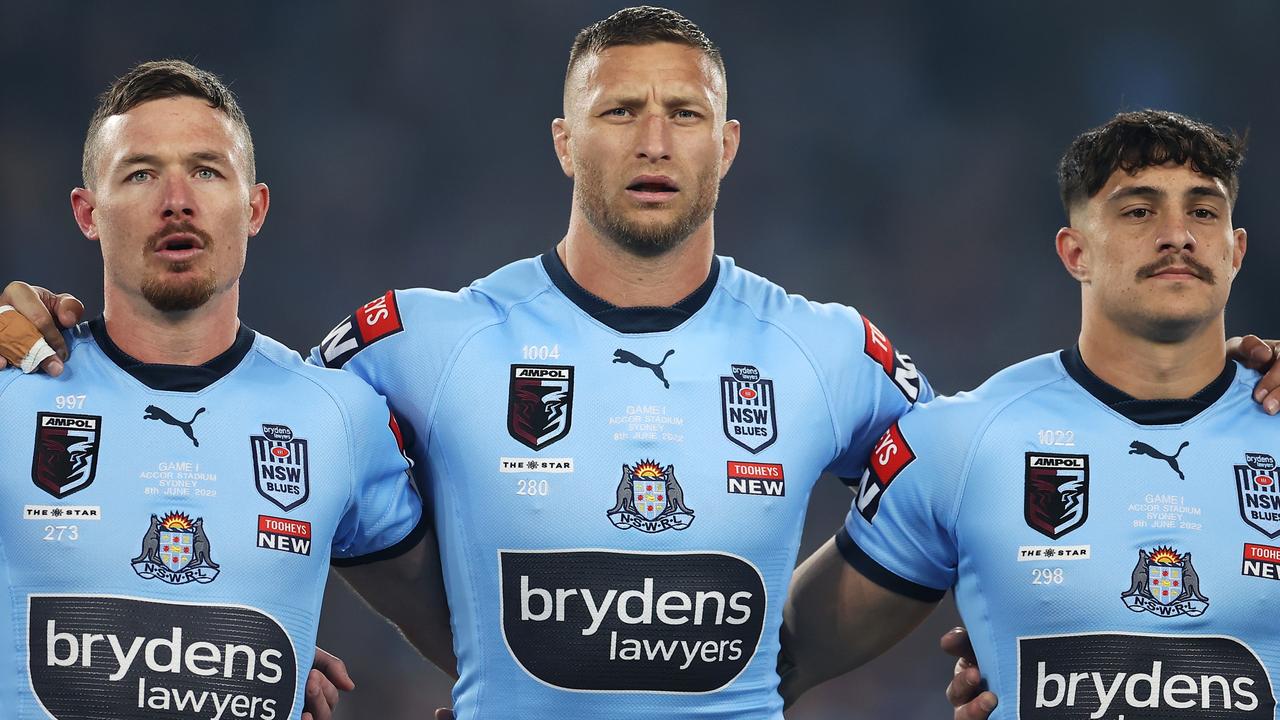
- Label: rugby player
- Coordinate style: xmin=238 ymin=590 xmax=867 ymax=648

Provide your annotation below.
xmin=782 ymin=110 xmax=1280 ymax=719
xmin=0 ymin=60 xmax=425 ymax=719
xmin=5 ymin=12 xmax=1278 ymax=720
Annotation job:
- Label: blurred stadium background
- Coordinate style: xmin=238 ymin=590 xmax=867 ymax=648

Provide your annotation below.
xmin=3 ymin=1 xmax=1276 ymax=717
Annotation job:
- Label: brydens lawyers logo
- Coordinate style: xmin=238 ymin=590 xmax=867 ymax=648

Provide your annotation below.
xmin=720 ymin=364 xmax=777 ymax=453
xmin=607 ymin=460 xmax=694 ymax=533
xmin=319 ymin=290 xmax=404 ymax=368
xmin=726 ymin=461 xmax=784 ymax=496
xmin=131 ymin=512 xmax=220 ymax=585
xmin=30 ymin=595 xmax=297 ymax=720
xmin=855 ymin=422 xmax=914 ymax=522
xmin=252 ymin=424 xmax=310 ymax=512
xmin=257 ymin=515 xmax=312 ymax=556
xmin=508 ymin=365 xmax=574 ymax=451
xmin=1237 ymin=452 xmax=1280 ymax=538
xmin=1121 ymin=545 xmax=1208 ymax=617
xmin=32 ymin=412 xmax=101 ymax=499
xmin=1025 ymin=453 xmax=1089 ymax=539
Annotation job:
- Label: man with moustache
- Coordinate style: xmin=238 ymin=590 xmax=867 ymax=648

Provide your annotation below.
xmin=782 ymin=110 xmax=1280 ymax=720
xmin=6 ymin=9 xmax=1279 ymax=720
xmin=0 ymin=60 xmax=424 ymax=719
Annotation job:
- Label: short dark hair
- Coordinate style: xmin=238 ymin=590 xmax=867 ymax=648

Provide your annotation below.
xmin=566 ymin=6 xmax=725 ymax=86
xmin=82 ymin=59 xmax=254 ymax=188
xmin=1057 ymin=109 xmax=1244 ymax=218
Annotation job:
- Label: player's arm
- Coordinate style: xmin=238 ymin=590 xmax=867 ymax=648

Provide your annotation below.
xmin=779 ymin=537 xmax=937 ymax=704
xmin=334 ymin=529 xmax=457 ymax=677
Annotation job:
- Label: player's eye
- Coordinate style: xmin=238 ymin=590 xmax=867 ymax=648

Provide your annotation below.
xmin=604 ymin=108 xmax=632 ymax=118
xmin=195 ymin=168 xmax=219 ymax=180
xmin=1191 ymin=208 xmax=1217 ymax=220
xmin=127 ymin=170 xmax=151 ymax=183
xmin=1124 ymin=208 xmax=1151 ymax=219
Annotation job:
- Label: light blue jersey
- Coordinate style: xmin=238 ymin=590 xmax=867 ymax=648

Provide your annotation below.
xmin=313 ymin=250 xmax=932 ymax=718
xmin=845 ymin=347 xmax=1280 ymax=720
xmin=0 ymin=319 xmax=423 ymax=720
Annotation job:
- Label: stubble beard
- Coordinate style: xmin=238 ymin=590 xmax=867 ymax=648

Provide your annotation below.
xmin=140 ymin=266 xmax=219 ymax=313
xmin=575 ymin=160 xmax=719 ymax=259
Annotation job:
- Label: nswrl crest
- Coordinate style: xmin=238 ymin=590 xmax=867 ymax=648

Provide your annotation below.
xmin=1121 ymin=546 xmax=1208 ymax=617
xmin=252 ymin=423 xmax=310 ymax=511
xmin=131 ymin=511 xmax=220 ymax=584
xmin=720 ymin=364 xmax=777 ymax=454
xmin=607 ymin=460 xmax=694 ymax=533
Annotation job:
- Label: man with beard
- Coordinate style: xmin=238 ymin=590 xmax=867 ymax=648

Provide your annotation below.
xmin=6 ymin=9 xmax=1279 ymax=720
xmin=0 ymin=60 xmax=424 ymax=719
xmin=782 ymin=111 xmax=1280 ymax=720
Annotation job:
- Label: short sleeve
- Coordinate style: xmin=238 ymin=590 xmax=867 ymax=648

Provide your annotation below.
xmin=838 ymin=401 xmax=967 ymax=602
xmin=330 ymin=384 xmax=425 ymax=565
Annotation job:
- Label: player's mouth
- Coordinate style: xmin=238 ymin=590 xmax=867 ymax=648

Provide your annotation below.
xmin=153 ymin=234 xmax=206 ymax=262
xmin=625 ymin=175 xmax=680 ymax=203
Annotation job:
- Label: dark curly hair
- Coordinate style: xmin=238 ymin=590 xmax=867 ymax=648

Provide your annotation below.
xmin=1058 ymin=109 xmax=1244 ymax=219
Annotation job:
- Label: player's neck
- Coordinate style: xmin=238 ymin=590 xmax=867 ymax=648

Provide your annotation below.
xmin=101 ymin=285 xmax=242 ymax=366
xmin=559 ymin=215 xmax=716 ymax=308
xmin=1077 ymin=316 xmax=1227 ymax=400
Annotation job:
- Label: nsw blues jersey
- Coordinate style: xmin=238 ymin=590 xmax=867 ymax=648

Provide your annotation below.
xmin=0 ymin=319 xmax=423 ymax=720
xmin=313 ymin=249 xmax=932 ymax=719
xmin=845 ymin=347 xmax=1280 ymax=720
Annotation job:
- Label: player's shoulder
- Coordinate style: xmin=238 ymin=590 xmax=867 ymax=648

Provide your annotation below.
xmin=0 ymin=323 xmax=101 ymax=395
xmin=717 ymin=257 xmax=874 ymax=348
xmin=316 ymin=255 xmax=549 ymax=370
xmin=252 ymin=331 xmax=386 ymax=416
xmin=904 ymin=352 xmax=1069 ymax=432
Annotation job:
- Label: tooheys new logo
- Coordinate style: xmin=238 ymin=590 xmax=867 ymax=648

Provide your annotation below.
xmin=1019 ymin=633 xmax=1274 ymax=719
xmin=28 ymin=595 xmax=296 ymax=720
xmin=499 ymin=550 xmax=766 ymax=692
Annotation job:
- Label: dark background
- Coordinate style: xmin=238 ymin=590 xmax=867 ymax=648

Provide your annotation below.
xmin=3 ymin=2 xmax=1274 ymax=717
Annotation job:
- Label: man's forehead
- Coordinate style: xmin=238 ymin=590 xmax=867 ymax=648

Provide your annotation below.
xmin=570 ymin=42 xmax=724 ymax=101
xmin=99 ymin=97 xmax=240 ymax=151
xmin=1100 ymin=162 xmax=1229 ymax=199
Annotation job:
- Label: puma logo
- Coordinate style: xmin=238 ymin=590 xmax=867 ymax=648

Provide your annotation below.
xmin=612 ymin=349 xmax=675 ymax=389
xmin=1129 ymin=440 xmax=1189 ymax=480
xmin=144 ymin=405 xmax=207 ymax=447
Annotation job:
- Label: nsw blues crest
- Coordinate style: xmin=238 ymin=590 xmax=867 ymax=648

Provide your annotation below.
xmin=1236 ymin=452 xmax=1280 ymax=538
xmin=31 ymin=413 xmax=101 ymax=499
xmin=508 ymin=365 xmax=574 ymax=451
xmin=252 ymin=423 xmax=310 ymax=511
xmin=607 ymin=460 xmax=694 ymax=533
xmin=720 ymin=364 xmax=777 ymax=454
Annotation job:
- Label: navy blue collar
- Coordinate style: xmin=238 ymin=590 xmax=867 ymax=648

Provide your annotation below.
xmin=541 ymin=248 xmax=719 ymax=333
xmin=1060 ymin=345 xmax=1235 ymax=425
xmin=89 ymin=317 xmax=256 ymax=392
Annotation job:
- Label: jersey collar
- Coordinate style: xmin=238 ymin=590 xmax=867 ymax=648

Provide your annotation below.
xmin=1060 ymin=345 xmax=1236 ymax=425
xmin=89 ymin=316 xmax=256 ymax=392
xmin=540 ymin=248 xmax=719 ymax=333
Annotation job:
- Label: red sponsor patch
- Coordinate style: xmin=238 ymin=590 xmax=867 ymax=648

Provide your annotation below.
xmin=870 ymin=422 xmax=915 ymax=484
xmin=1245 ymin=543 xmax=1280 ymax=564
xmin=258 ymin=515 xmax=311 ymax=539
xmin=862 ymin=316 xmax=895 ymax=375
xmin=726 ymin=461 xmax=784 ymax=480
xmin=355 ymin=290 xmax=403 ymax=344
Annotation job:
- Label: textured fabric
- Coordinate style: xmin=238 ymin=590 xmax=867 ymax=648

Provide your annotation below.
xmin=312 ymin=253 xmax=932 ymax=719
xmin=847 ymin=351 xmax=1280 ymax=720
xmin=0 ymin=322 xmax=421 ymax=719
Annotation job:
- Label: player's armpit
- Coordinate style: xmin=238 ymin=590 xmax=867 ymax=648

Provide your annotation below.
xmin=1227 ymin=335 xmax=1280 ymax=414
xmin=301 ymin=648 xmax=352 ymax=720
xmin=779 ymin=537 xmax=938 ymax=706
xmin=942 ymin=627 xmax=998 ymax=720
xmin=335 ymin=531 xmax=458 ymax=678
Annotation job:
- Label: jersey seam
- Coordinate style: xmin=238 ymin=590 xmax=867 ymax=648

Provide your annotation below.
xmin=716 ymin=285 xmax=845 ymax=466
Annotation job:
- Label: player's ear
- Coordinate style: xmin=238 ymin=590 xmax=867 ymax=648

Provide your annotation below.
xmin=1056 ymin=226 xmax=1089 ymax=283
xmin=719 ymin=119 xmax=741 ymax=179
xmin=247 ymin=182 xmax=270 ymax=237
xmin=552 ymin=118 xmax=574 ymax=178
xmin=1230 ymin=226 xmax=1247 ymax=280
xmin=70 ymin=188 xmax=99 ymax=241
